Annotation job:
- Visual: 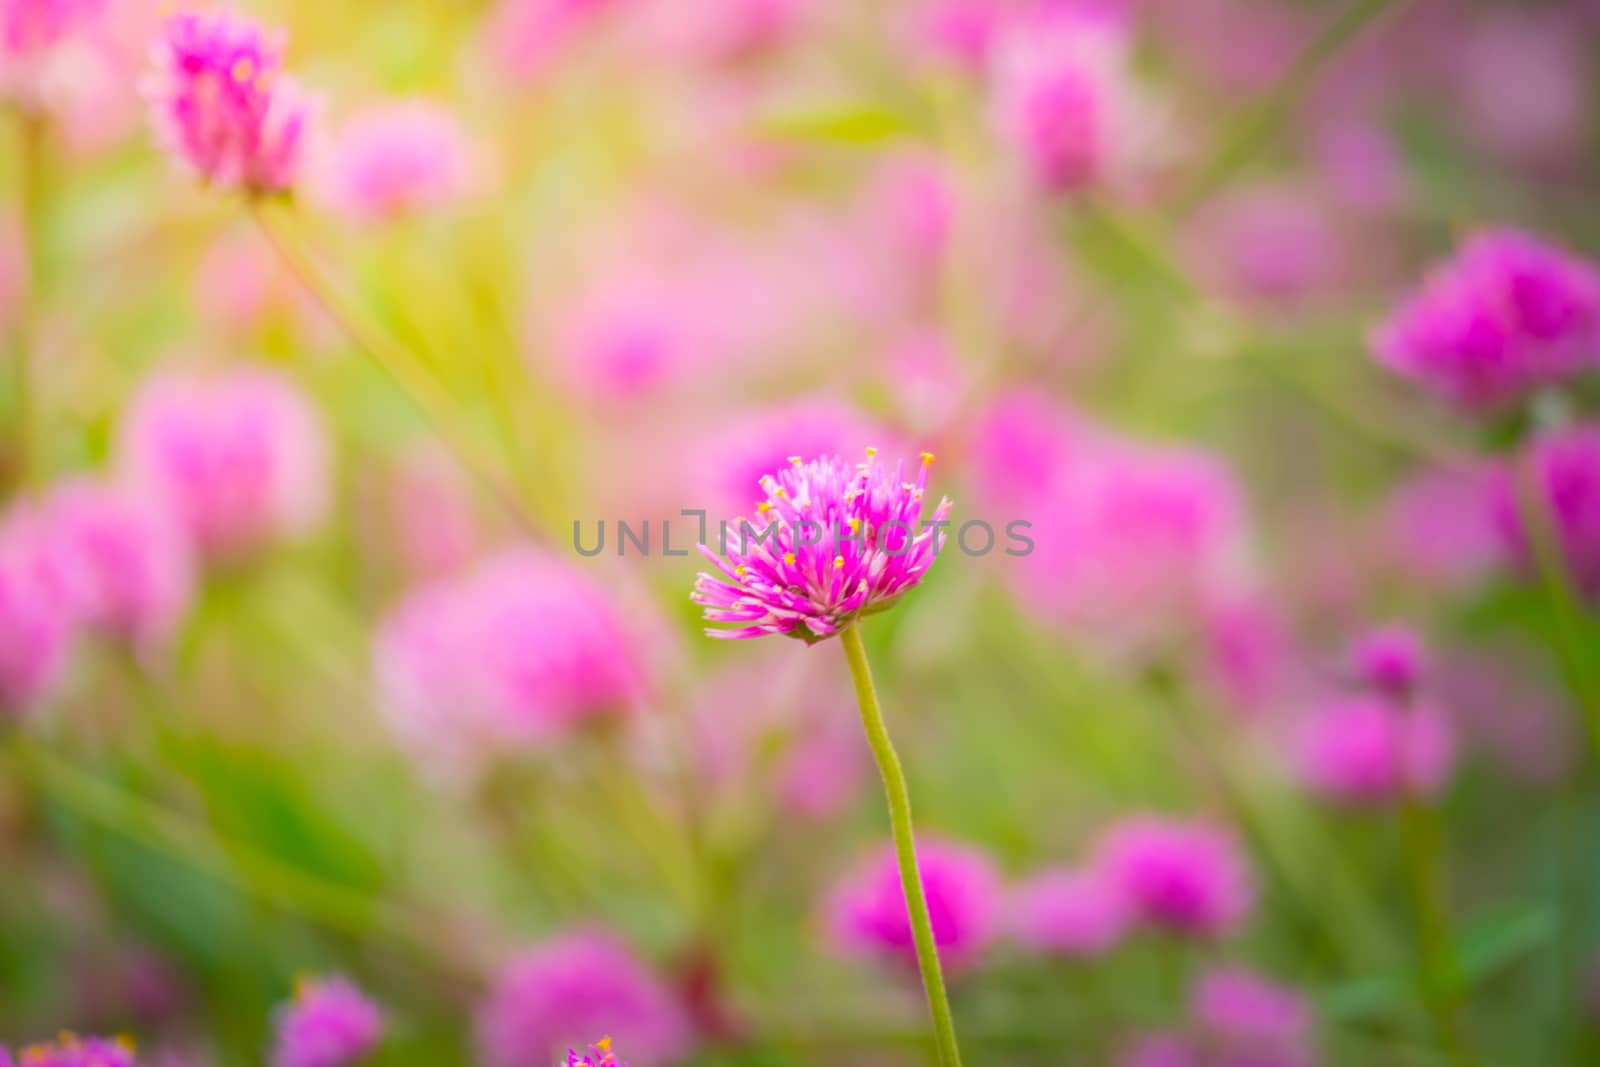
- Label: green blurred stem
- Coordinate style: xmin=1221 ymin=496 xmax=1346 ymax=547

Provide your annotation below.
xmin=1397 ymin=788 xmax=1480 ymax=1067
xmin=11 ymin=112 xmax=47 ymax=491
xmin=247 ymin=199 xmax=538 ymax=537
xmin=840 ymin=623 xmax=964 ymax=1067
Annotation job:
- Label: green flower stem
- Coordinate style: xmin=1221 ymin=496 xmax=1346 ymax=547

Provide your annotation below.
xmin=840 ymin=623 xmax=964 ymax=1067
xmin=1397 ymin=788 xmax=1480 ymax=1067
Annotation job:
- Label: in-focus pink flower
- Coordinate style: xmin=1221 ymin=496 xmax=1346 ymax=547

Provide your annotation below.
xmin=1092 ymin=816 xmax=1253 ymax=938
xmin=144 ymin=11 xmax=315 ymax=194
xmin=1374 ymin=229 xmax=1600 ymax=411
xmin=1190 ymin=966 xmax=1315 ymax=1067
xmin=1490 ymin=424 xmax=1600 ymax=600
xmin=1293 ymin=695 xmax=1455 ymax=807
xmin=477 ymin=931 xmax=692 ymax=1067
xmin=374 ymin=548 xmax=648 ymax=780
xmin=989 ymin=11 xmax=1152 ymax=193
xmin=0 ymin=507 xmax=74 ymax=718
xmin=1009 ymin=866 xmax=1130 ymax=957
xmin=271 ymin=976 xmax=384 ymax=1067
xmin=116 ymin=366 xmax=330 ymax=562
xmin=316 ymin=100 xmax=476 ymax=225
xmin=693 ymin=450 xmax=952 ymax=642
xmin=7 ymin=1034 xmax=137 ymax=1067
xmin=42 ymin=478 xmax=193 ymax=655
xmin=825 ymin=837 xmax=1003 ymax=972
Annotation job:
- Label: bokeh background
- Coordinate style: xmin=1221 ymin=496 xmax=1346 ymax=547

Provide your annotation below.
xmin=4 ymin=0 xmax=1600 ymax=1064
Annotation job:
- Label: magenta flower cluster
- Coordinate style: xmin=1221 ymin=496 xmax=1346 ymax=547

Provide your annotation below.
xmin=693 ymin=450 xmax=952 ymax=642
xmin=2 ymin=1034 xmax=137 ymax=1067
xmin=144 ymin=11 xmax=315 ymax=194
xmin=270 ymin=977 xmax=384 ymax=1067
xmin=1374 ymin=229 xmax=1600 ymax=411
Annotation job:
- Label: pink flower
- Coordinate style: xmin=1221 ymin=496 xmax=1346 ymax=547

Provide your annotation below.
xmin=271 ymin=976 xmax=384 ymax=1067
xmin=1374 ymin=229 xmax=1600 ymax=411
xmin=1347 ymin=624 xmax=1425 ymax=698
xmin=376 ymin=445 xmax=478 ymax=581
xmin=906 ymin=0 xmax=1011 ymax=71
xmin=548 ymin=267 xmax=716 ymax=402
xmin=1489 ymin=425 xmax=1600 ymax=600
xmin=693 ymin=450 xmax=952 ymax=642
xmin=0 ymin=507 xmax=74 ymax=718
xmin=825 ymin=837 xmax=1003 ymax=972
xmin=374 ymin=548 xmax=648 ymax=780
xmin=486 ymin=0 xmax=620 ymax=79
xmin=477 ymin=931 xmax=692 ymax=1067
xmin=989 ymin=11 xmax=1152 ymax=193
xmin=1381 ymin=465 xmax=1502 ymax=593
xmin=1117 ymin=1033 xmax=1196 ymax=1067
xmin=1092 ymin=816 xmax=1253 ymax=938
xmin=116 ymin=366 xmax=330 ymax=562
xmin=1451 ymin=11 xmax=1590 ymax=167
xmin=1188 ymin=184 xmax=1344 ymax=307
xmin=1191 ymin=966 xmax=1315 ymax=1067
xmin=316 ymin=100 xmax=477 ymax=225
xmin=1292 ymin=695 xmax=1455 ymax=807
xmin=1009 ymin=866 xmax=1130 ymax=957
xmin=7 ymin=1035 xmax=136 ymax=1067
xmin=566 ymin=1040 xmax=625 ymax=1067
xmin=144 ymin=11 xmax=315 ymax=194
xmin=0 ymin=0 xmax=106 ymax=107
xmin=42 ymin=478 xmax=193 ymax=654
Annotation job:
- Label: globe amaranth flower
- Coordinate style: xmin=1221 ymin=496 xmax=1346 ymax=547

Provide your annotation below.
xmin=477 ymin=930 xmax=692 ymax=1067
xmin=1190 ymin=966 xmax=1316 ymax=1067
xmin=0 ymin=506 xmax=74 ymax=719
xmin=373 ymin=548 xmax=649 ymax=782
xmin=42 ymin=478 xmax=194 ymax=655
xmin=115 ymin=365 xmax=330 ymax=562
xmin=1293 ymin=695 xmax=1456 ymax=809
xmin=144 ymin=10 xmax=315 ymax=195
xmin=1490 ymin=424 xmax=1600 ymax=600
xmin=1008 ymin=865 xmax=1131 ymax=959
xmin=1347 ymin=624 xmax=1425 ymax=698
xmin=693 ymin=449 xmax=952 ymax=642
xmin=1373 ymin=229 xmax=1600 ymax=411
xmin=566 ymin=1039 xmax=623 ymax=1067
xmin=271 ymin=976 xmax=384 ymax=1067
xmin=315 ymin=99 xmax=477 ymax=225
xmin=1092 ymin=815 xmax=1254 ymax=939
xmin=1 ymin=0 xmax=107 ymax=106
xmin=7 ymin=1034 xmax=137 ymax=1067
xmin=824 ymin=837 xmax=1002 ymax=973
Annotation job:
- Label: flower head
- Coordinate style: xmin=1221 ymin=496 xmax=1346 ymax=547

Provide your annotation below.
xmin=693 ymin=450 xmax=951 ymax=642
xmin=43 ymin=478 xmax=193 ymax=655
xmin=1009 ymin=866 xmax=1130 ymax=958
xmin=374 ymin=549 xmax=649 ymax=781
xmin=825 ymin=837 xmax=1002 ymax=972
xmin=145 ymin=11 xmax=315 ymax=194
xmin=1490 ymin=425 xmax=1600 ymax=601
xmin=1092 ymin=815 xmax=1253 ymax=939
xmin=0 ymin=507 xmax=74 ymax=718
xmin=1347 ymin=624 xmax=1425 ymax=698
xmin=115 ymin=365 xmax=330 ymax=562
xmin=1374 ymin=229 xmax=1600 ymax=411
xmin=316 ymin=100 xmax=476 ymax=225
xmin=477 ymin=931 xmax=692 ymax=1067
xmin=271 ymin=976 xmax=384 ymax=1067
xmin=1293 ymin=695 xmax=1456 ymax=807
xmin=1190 ymin=966 xmax=1314 ymax=1067
xmin=11 ymin=1034 xmax=137 ymax=1067
xmin=565 ymin=1039 xmax=623 ymax=1067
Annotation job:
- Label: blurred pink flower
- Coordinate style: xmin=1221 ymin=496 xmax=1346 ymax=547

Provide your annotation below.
xmin=0 ymin=506 xmax=72 ymax=718
xmin=628 ymin=0 xmax=809 ymax=64
xmin=548 ymin=267 xmax=717 ymax=402
xmin=271 ymin=976 xmax=384 ymax=1067
xmin=487 ymin=0 xmax=620 ymax=79
xmin=566 ymin=1040 xmax=625 ymax=1067
xmin=1191 ymin=966 xmax=1315 ymax=1067
xmin=144 ymin=11 xmax=315 ymax=195
xmin=1009 ymin=866 xmax=1130 ymax=957
xmin=965 ymin=389 xmax=1084 ymax=514
xmin=989 ymin=11 xmax=1153 ymax=193
xmin=4 ymin=1035 xmax=136 ymax=1067
xmin=825 ymin=837 xmax=1003 ymax=972
xmin=1188 ymin=184 xmax=1345 ymax=308
xmin=42 ymin=477 xmax=193 ymax=655
xmin=1373 ymin=229 xmax=1600 ymax=412
xmin=1117 ymin=1033 xmax=1197 ymax=1067
xmin=693 ymin=451 xmax=952 ymax=642
xmin=1200 ymin=596 xmax=1300 ymax=719
xmin=1451 ymin=11 xmax=1590 ymax=167
xmin=1092 ymin=815 xmax=1253 ymax=938
xmin=1381 ymin=465 xmax=1502 ymax=593
xmin=316 ymin=100 xmax=477 ymax=225
xmin=1314 ymin=121 xmax=1409 ymax=213
xmin=478 ymin=931 xmax=692 ymax=1067
xmin=116 ymin=365 xmax=330 ymax=561
xmin=1490 ymin=425 xmax=1600 ymax=600
xmin=374 ymin=548 xmax=648 ymax=780
xmin=379 ymin=445 xmax=478 ymax=581
xmin=1347 ymin=624 xmax=1425 ymax=698
xmin=0 ymin=0 xmax=106 ymax=107
xmin=1292 ymin=695 xmax=1455 ymax=807
xmin=905 ymin=0 xmax=1011 ymax=71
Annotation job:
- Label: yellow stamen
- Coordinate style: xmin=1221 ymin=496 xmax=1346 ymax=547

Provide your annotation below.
xmin=921 ymin=451 xmax=936 ymax=466
xmin=865 ymin=445 xmax=878 ymax=458
xmin=788 ymin=456 xmax=803 ymax=466
xmin=734 ymin=564 xmax=748 ymax=577
xmin=597 ymin=1038 xmax=612 ymax=1053
xmin=757 ymin=501 xmax=772 ymax=514
xmin=833 ymin=556 xmax=845 ymax=569
xmin=783 ymin=552 xmax=797 ymax=566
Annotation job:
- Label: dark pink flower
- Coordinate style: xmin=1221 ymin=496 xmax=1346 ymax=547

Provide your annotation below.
xmin=1490 ymin=424 xmax=1600 ymax=599
xmin=271 ymin=976 xmax=384 ymax=1067
xmin=8 ymin=1034 xmax=137 ymax=1067
xmin=1093 ymin=816 xmax=1253 ymax=938
xmin=1292 ymin=695 xmax=1455 ymax=807
xmin=693 ymin=450 xmax=951 ymax=642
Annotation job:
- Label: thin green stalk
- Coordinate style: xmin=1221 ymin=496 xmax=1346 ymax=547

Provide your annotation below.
xmin=1397 ymin=790 xmax=1479 ymax=1067
xmin=247 ymin=199 xmax=540 ymax=539
xmin=839 ymin=623 xmax=964 ymax=1067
